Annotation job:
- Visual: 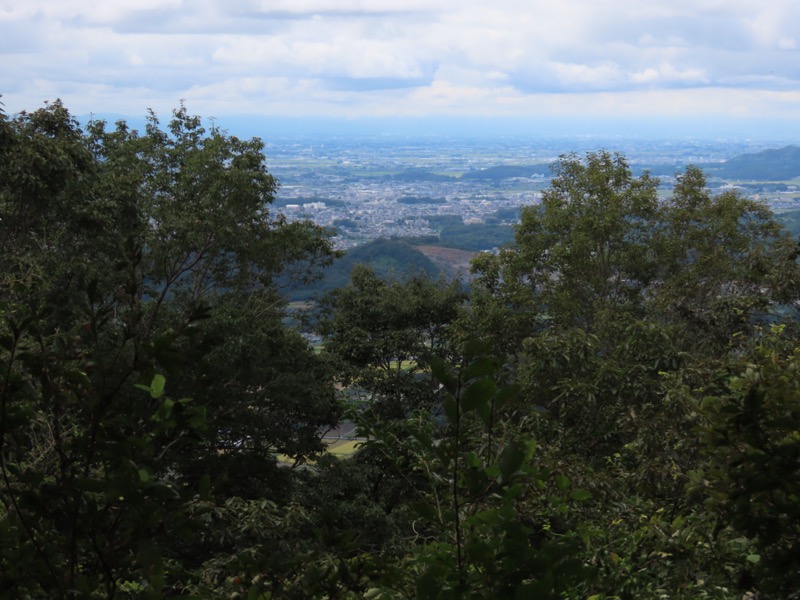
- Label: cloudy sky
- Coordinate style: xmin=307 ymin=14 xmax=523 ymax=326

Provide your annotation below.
xmin=2 ymin=0 xmax=800 ymax=136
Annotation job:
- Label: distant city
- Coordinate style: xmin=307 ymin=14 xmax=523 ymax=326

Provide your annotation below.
xmin=260 ymin=135 xmax=800 ymax=250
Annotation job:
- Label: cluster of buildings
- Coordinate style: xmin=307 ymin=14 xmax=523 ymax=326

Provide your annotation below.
xmin=278 ymin=176 xmax=540 ymax=248
xmin=265 ymin=136 xmax=800 ymax=249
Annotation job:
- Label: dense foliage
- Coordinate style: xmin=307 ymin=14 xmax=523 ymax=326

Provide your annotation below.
xmin=2 ymin=101 xmax=800 ymax=599
xmin=0 ymin=100 xmax=338 ymax=597
xmin=436 ymin=222 xmax=514 ymax=251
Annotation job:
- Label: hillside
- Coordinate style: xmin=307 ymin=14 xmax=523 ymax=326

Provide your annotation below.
xmin=414 ymin=245 xmax=478 ymax=278
xmin=287 ymin=237 xmax=441 ymax=300
xmin=708 ymin=145 xmax=800 ymax=180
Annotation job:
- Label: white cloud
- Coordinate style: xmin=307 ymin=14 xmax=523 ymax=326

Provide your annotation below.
xmin=249 ymin=0 xmax=448 ymax=13
xmin=6 ymin=0 xmax=184 ymax=24
xmin=745 ymin=4 xmax=800 ymax=50
xmin=630 ymin=63 xmax=707 ymax=85
xmin=2 ymin=0 xmax=800 ymax=128
xmin=548 ymin=62 xmax=623 ymax=89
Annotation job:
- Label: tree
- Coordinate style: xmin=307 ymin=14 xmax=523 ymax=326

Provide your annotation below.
xmin=692 ymin=325 xmax=800 ymax=598
xmin=0 ymin=100 xmax=338 ymax=597
xmin=464 ymin=152 xmax=800 ymax=597
xmin=469 ymin=154 xmax=797 ymax=456
xmin=653 ymin=165 xmax=797 ymax=351
xmin=319 ymin=265 xmax=466 ymax=419
xmin=342 ymin=340 xmax=595 ymax=599
xmin=472 ymin=153 xmax=796 ymax=347
xmin=509 ymin=151 xmax=661 ymax=330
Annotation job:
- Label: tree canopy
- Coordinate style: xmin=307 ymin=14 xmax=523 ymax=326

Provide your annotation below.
xmin=0 ymin=100 xmax=339 ymax=596
xmin=3 ymin=102 xmax=800 ymax=599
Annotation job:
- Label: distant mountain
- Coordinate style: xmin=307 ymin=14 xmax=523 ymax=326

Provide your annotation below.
xmin=707 ymin=146 xmax=800 ymax=181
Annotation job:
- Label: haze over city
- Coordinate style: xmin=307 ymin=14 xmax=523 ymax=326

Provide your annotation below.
xmin=2 ymin=0 xmax=800 ymax=139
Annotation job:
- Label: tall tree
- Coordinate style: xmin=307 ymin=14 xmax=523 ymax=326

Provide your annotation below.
xmin=0 ymin=101 xmax=338 ymax=597
xmin=465 ymin=151 xmax=800 ymax=597
xmin=472 ymin=152 xmax=797 ymax=348
xmin=653 ymin=165 xmax=797 ymax=351
xmin=511 ymin=151 xmax=660 ymax=330
xmin=320 ymin=265 xmax=466 ymax=419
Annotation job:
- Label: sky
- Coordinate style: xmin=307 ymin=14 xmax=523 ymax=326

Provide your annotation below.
xmin=2 ymin=0 xmax=800 ymax=138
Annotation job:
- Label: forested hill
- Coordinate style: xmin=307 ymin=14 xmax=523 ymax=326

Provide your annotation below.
xmin=289 ymin=220 xmax=516 ymax=300
xmin=288 ymin=237 xmax=440 ymax=300
xmin=707 ymin=145 xmax=800 ymax=180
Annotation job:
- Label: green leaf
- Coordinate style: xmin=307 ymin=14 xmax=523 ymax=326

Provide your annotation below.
xmin=462 ymin=378 xmax=495 ymax=414
xmin=152 ymin=398 xmax=175 ymax=423
xmin=162 ymin=398 xmax=174 ymax=419
xmin=465 ymin=451 xmax=482 ymax=468
xmin=570 ymin=488 xmax=592 ymax=501
xmin=463 ymin=338 xmax=493 ymax=360
xmin=499 ymin=441 xmax=527 ymax=483
xmin=463 ymin=356 xmax=497 ymax=380
xmin=150 ymin=374 xmax=166 ymax=399
xmin=188 ymin=406 xmax=207 ymax=430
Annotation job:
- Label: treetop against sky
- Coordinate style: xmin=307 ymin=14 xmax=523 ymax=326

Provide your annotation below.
xmin=2 ymin=0 xmax=800 ymax=137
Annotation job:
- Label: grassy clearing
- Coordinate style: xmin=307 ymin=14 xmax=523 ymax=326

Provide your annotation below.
xmin=275 ymin=437 xmax=363 ymax=465
xmin=389 ymin=359 xmax=417 ymax=371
